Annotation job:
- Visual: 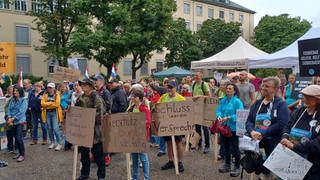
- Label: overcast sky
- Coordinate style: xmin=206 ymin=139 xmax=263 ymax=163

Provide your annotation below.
xmin=231 ymin=0 xmax=320 ymax=27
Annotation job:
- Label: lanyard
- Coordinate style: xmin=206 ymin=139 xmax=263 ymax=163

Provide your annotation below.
xmin=292 ymin=109 xmax=318 ymax=132
xmin=257 ymin=98 xmax=274 ymax=115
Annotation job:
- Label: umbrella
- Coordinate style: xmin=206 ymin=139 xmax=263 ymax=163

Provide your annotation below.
xmin=227 ymin=72 xmax=256 ymax=80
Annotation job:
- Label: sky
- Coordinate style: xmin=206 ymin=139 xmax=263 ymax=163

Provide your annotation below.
xmin=231 ymin=0 xmax=320 ymax=27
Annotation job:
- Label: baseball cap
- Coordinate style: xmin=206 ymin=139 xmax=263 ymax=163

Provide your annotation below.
xmin=93 ymin=74 xmax=105 ymax=81
xmin=47 ymin=82 xmax=55 ymax=88
xmin=167 ymin=80 xmax=177 ymax=88
xmin=78 ymin=78 xmax=96 ymax=89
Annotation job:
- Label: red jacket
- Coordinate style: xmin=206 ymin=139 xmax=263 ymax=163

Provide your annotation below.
xmin=148 ymin=92 xmax=160 ymax=104
xmin=139 ymin=104 xmax=151 ymax=142
xmin=180 ymin=92 xmax=192 ymax=97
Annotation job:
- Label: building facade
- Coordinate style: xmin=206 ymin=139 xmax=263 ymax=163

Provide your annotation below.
xmin=0 ymin=0 xmax=254 ymax=81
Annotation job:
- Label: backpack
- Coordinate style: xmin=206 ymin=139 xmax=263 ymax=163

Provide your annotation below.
xmin=192 ymin=81 xmax=205 ymax=96
xmin=240 ymin=151 xmax=264 ymax=179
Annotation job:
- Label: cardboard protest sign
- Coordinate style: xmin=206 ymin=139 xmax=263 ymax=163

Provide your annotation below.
xmin=67 ymin=58 xmax=79 ymax=70
xmin=202 ymin=97 xmax=219 ymax=127
xmin=298 ymin=38 xmax=320 ymax=77
xmin=236 ymin=110 xmax=250 ymax=136
xmin=101 ymin=112 xmax=147 ymax=153
xmin=152 ymin=101 xmax=195 ymax=136
xmin=263 ymin=143 xmax=313 ymax=180
xmin=50 ymin=66 xmax=80 ymax=82
xmin=66 ymin=107 xmax=96 ymax=148
xmin=290 ymin=73 xmax=312 ymax=99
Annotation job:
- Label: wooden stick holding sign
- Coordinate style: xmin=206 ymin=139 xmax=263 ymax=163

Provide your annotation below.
xmin=185 ymin=134 xmax=190 ymax=152
xmin=66 ymin=107 xmax=96 ymax=180
xmin=171 ymin=136 xmax=179 ymax=175
xmin=212 ymin=134 xmax=219 ymax=163
xmin=126 ymin=153 xmax=131 ymax=180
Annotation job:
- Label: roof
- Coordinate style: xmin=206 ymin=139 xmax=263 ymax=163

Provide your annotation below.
xmin=191 ymin=36 xmax=268 ymax=69
xmin=197 ymin=0 xmax=256 ymax=14
xmin=153 ymin=66 xmax=193 ymax=78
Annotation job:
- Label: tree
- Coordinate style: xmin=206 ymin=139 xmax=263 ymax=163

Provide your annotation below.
xmin=196 ymin=19 xmax=241 ymax=58
xmin=165 ymin=18 xmax=202 ymax=69
xmin=31 ymin=0 xmax=92 ymax=67
xmin=254 ymin=14 xmax=311 ymax=53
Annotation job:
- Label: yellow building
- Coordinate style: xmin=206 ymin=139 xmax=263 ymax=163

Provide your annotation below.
xmin=0 ymin=0 xmax=254 ymax=81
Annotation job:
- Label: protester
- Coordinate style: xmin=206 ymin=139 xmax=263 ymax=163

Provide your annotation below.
xmin=29 ymin=81 xmax=47 ymax=145
xmin=158 ymin=80 xmax=185 ymax=172
xmin=5 ymin=85 xmax=13 ymax=98
xmin=123 ymin=82 xmax=132 ymax=99
xmin=76 ymin=78 xmax=106 ymax=180
xmin=93 ymin=74 xmax=111 ymax=113
xmin=216 ymin=83 xmax=244 ymax=177
xmin=311 ymin=76 xmax=320 ymax=85
xmin=4 ymin=86 xmax=15 ymax=153
xmin=41 ymin=82 xmax=63 ymax=151
xmin=109 ymin=79 xmax=128 ymax=114
xmin=283 ymin=74 xmax=298 ymax=111
xmin=280 ymin=85 xmax=320 ymax=179
xmin=127 ymin=90 xmax=151 ymax=180
xmin=59 ymin=83 xmax=72 ymax=151
xmin=180 ymin=84 xmax=192 ymax=97
xmin=215 ymin=79 xmax=230 ymax=99
xmin=6 ymin=85 xmax=28 ymax=162
xmin=237 ymin=71 xmax=255 ymax=109
xmin=231 ymin=76 xmax=239 ymax=84
xmin=192 ymin=71 xmax=211 ymax=154
xmin=0 ymin=86 xmax=3 ymax=97
xmin=71 ymin=81 xmax=83 ymax=106
xmin=246 ymin=76 xmax=289 ymax=178
xmin=23 ymin=79 xmax=33 ymax=138
xmin=208 ymin=78 xmax=218 ymax=97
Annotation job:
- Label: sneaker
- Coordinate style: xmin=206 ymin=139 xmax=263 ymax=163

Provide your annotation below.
xmin=55 ymin=144 xmax=62 ymax=151
xmin=30 ymin=140 xmax=37 ymax=145
xmin=157 ymin=152 xmax=166 ymax=157
xmin=230 ymin=167 xmax=240 ymax=177
xmin=76 ymin=175 xmax=89 ymax=180
xmin=161 ymin=161 xmax=174 ymax=170
xmin=41 ymin=140 xmax=48 ymax=145
xmin=48 ymin=143 xmax=55 ymax=149
xmin=178 ymin=162 xmax=184 ymax=172
xmin=105 ymin=155 xmax=111 ymax=166
xmin=7 ymin=150 xmax=14 ymax=154
xmin=203 ymin=147 xmax=210 ymax=154
xmin=12 ymin=154 xmax=20 ymax=159
xmin=218 ymin=164 xmax=231 ymax=173
xmin=16 ymin=155 xmax=25 ymax=162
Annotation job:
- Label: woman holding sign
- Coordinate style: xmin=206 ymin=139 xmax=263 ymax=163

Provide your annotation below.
xmin=216 ymin=83 xmax=244 ymax=177
xmin=246 ymin=77 xmax=289 ymax=178
xmin=281 ymin=85 xmax=320 ymax=179
xmin=127 ymin=90 xmax=151 ymax=180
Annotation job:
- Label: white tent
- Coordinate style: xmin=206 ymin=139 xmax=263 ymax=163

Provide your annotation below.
xmin=191 ymin=37 xmax=268 ymax=70
xmin=248 ymin=27 xmax=320 ymax=69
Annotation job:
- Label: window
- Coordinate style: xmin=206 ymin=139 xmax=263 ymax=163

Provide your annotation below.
xmin=229 ymin=12 xmax=234 ymax=22
xmin=140 ymin=62 xmax=148 ymax=75
xmin=183 ymin=3 xmax=190 ymax=14
xmin=0 ymin=0 xmax=9 ymax=9
xmin=219 ymin=10 xmax=224 ymax=19
xmin=196 ymin=23 xmax=202 ymax=31
xmin=15 ymin=0 xmax=27 ymax=11
xmin=16 ymin=55 xmax=31 ymax=74
xmin=196 ymin=5 xmax=202 ymax=16
xmin=185 ymin=21 xmax=191 ymax=30
xmin=47 ymin=59 xmax=58 ymax=74
xmin=77 ymin=58 xmax=87 ymax=75
xmin=123 ymin=60 xmax=132 ymax=75
xmin=239 ymin=14 xmax=244 ymax=23
xmin=16 ymin=25 xmax=30 ymax=45
xmin=32 ymin=0 xmax=41 ymax=13
xmin=156 ymin=61 xmax=163 ymax=72
xmin=208 ymin=8 xmax=214 ymax=18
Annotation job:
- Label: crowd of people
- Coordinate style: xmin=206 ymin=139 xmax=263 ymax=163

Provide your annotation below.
xmin=1 ymin=71 xmax=320 ymax=180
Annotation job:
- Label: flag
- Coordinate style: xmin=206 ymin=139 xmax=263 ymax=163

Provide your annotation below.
xmin=0 ymin=73 xmax=5 ymax=84
xmin=109 ymin=63 xmax=117 ymax=81
xmin=85 ymin=65 xmax=90 ymax=79
xmin=17 ymin=67 xmax=23 ymax=87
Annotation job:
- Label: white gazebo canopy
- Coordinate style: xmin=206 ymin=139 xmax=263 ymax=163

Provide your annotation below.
xmin=248 ymin=27 xmax=320 ymax=69
xmin=191 ymin=36 xmax=268 ymax=70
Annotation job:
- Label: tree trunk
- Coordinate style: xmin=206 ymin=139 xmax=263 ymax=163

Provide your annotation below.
xmin=131 ymin=56 xmax=137 ymax=80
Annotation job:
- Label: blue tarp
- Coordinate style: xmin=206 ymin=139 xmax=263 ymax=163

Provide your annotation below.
xmin=153 ymin=66 xmax=193 ymax=78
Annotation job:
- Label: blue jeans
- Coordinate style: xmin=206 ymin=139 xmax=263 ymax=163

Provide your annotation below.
xmin=151 ymin=136 xmax=159 ymax=145
xmin=131 ymin=153 xmax=149 ymax=180
xmin=13 ymin=124 xmax=25 ymax=156
xmin=32 ymin=111 xmax=47 ymax=141
xmin=46 ymin=111 xmax=62 ymax=144
xmin=159 ymin=137 xmax=166 ymax=153
xmin=221 ymin=131 xmax=240 ymax=168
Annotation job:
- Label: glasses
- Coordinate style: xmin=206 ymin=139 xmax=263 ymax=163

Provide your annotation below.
xmin=167 ymin=86 xmax=174 ymax=89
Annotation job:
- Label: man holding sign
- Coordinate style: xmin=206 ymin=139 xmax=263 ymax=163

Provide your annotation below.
xmin=75 ymin=79 xmax=106 ymax=180
xmin=158 ymin=80 xmax=185 ymax=173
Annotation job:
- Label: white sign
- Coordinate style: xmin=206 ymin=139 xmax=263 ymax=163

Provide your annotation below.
xmin=236 ymin=110 xmax=249 ymax=136
xmin=263 ymin=143 xmax=313 ymax=180
xmin=239 ymin=135 xmax=259 ymax=153
xmin=67 ymin=58 xmax=79 ymax=70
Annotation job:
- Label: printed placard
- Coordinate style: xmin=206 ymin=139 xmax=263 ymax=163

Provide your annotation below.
xmin=50 ymin=66 xmax=80 ymax=82
xmin=66 ymin=107 xmax=96 ymax=148
xmin=263 ymin=143 xmax=313 ymax=180
xmin=152 ymin=101 xmax=195 ymax=136
xmin=102 ymin=112 xmax=147 ymax=153
xmin=236 ymin=110 xmax=250 ymax=136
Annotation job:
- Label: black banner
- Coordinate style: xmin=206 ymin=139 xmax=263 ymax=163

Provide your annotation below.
xmin=290 ymin=73 xmax=311 ymax=99
xmin=298 ymin=38 xmax=320 ymax=77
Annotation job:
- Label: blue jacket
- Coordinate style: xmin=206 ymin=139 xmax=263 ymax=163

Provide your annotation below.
xmin=216 ymin=95 xmax=244 ymax=131
xmin=28 ymin=90 xmax=44 ymax=112
xmin=60 ymin=91 xmax=72 ymax=109
xmin=7 ymin=97 xmax=28 ymax=125
xmin=246 ymin=96 xmax=289 ymax=138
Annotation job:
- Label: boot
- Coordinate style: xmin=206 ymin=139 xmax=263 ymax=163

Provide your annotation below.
xmin=41 ymin=140 xmax=47 ymax=145
xmin=30 ymin=140 xmax=37 ymax=145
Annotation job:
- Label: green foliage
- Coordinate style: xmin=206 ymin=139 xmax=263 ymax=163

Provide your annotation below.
xmin=254 ymin=14 xmax=311 ymax=53
xmin=30 ymin=0 xmax=92 ymax=67
xmin=165 ymin=18 xmax=203 ymax=69
xmin=251 ymin=69 xmax=278 ymax=78
xmin=196 ymin=19 xmax=241 ymax=58
xmin=0 ymin=74 xmax=44 ymax=94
